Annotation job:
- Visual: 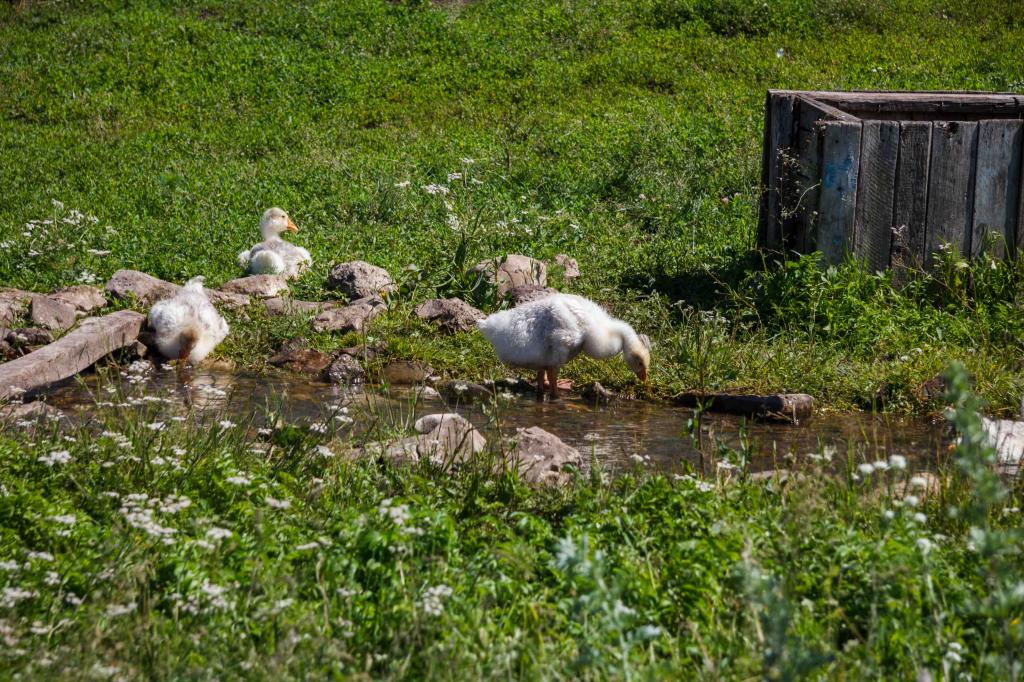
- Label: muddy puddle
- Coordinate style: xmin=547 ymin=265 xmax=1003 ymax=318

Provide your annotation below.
xmin=40 ymin=365 xmax=951 ymax=474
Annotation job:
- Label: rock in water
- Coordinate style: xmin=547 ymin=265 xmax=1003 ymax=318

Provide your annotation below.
xmin=268 ymin=347 xmax=333 ymax=378
xmin=327 ymin=261 xmax=396 ymax=299
xmin=327 ymin=354 xmax=365 ymax=385
xmin=413 ymin=298 xmax=484 ymax=333
xmin=381 ymin=360 xmax=434 ymax=385
xmin=507 ymin=426 xmax=583 ymax=486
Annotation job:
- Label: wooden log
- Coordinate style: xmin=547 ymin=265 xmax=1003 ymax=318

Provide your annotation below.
xmin=759 ymin=93 xmax=795 ymax=253
xmin=972 ymin=119 xmax=1023 ymax=259
xmin=817 ymin=121 xmax=863 ymax=264
xmin=854 ymin=120 xmax=900 ymax=272
xmin=674 ymin=392 xmax=814 ymax=423
xmin=0 ymin=310 xmax=145 ymax=401
xmin=926 ymin=121 xmax=979 ymax=265
xmin=892 ymin=122 xmax=933 ymax=275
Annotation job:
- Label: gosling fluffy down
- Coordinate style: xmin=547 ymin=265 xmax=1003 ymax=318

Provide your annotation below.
xmin=147 ymin=276 xmax=230 ymax=362
xmin=237 ymin=207 xmax=311 ymax=278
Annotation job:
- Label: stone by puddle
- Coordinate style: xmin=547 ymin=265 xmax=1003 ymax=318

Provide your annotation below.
xmin=0 ymin=401 xmax=69 ymax=432
xmin=263 ymin=297 xmax=335 ymax=317
xmin=49 ymin=285 xmax=107 ymax=315
xmin=327 ymin=261 xmax=396 ymax=299
xmin=326 ymin=354 xmax=365 ymax=385
xmin=413 ymin=298 xmax=484 ymax=333
xmin=484 ymin=377 xmax=535 ymax=395
xmin=220 ymin=275 xmax=289 ymax=298
xmin=29 ymin=295 xmax=77 ymax=332
xmin=473 ymin=255 xmax=547 ymax=296
xmin=440 ymin=380 xmax=493 ymax=403
xmin=507 ymin=285 xmax=558 ymax=306
xmin=381 ymin=360 xmax=434 ymax=385
xmin=105 ymin=270 xmax=250 ymax=308
xmin=365 ymin=413 xmax=485 ymax=466
xmin=268 ymin=347 xmax=333 ymax=377
xmin=507 ymin=426 xmax=582 ymax=486
xmin=580 ymin=381 xmax=615 ymax=405
xmin=313 ymin=296 xmax=385 ymax=333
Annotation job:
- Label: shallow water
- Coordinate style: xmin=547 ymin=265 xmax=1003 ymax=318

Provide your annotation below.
xmin=42 ymin=365 xmax=951 ymax=474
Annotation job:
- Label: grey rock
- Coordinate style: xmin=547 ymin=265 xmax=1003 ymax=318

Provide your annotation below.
xmin=0 ymin=289 xmax=31 ymax=327
xmin=263 ymin=297 xmax=335 ymax=317
xmin=268 ymin=347 xmax=333 ymax=378
xmin=473 ymin=255 xmax=547 ymax=296
xmin=327 ymin=261 xmax=396 ymax=299
xmin=29 ymin=295 xmax=77 ymax=332
xmin=507 ymin=426 xmax=583 ymax=486
xmin=49 ymin=285 xmax=106 ymax=315
xmin=327 ymin=353 xmax=365 ymax=385
xmin=440 ymin=380 xmax=493 ymax=403
xmin=105 ymin=270 xmax=178 ymax=305
xmin=369 ymin=413 xmax=485 ymax=467
xmin=484 ymin=377 xmax=535 ymax=395
xmin=413 ymin=298 xmax=484 ymax=333
xmin=206 ymin=290 xmax=251 ymax=308
xmin=312 ymin=296 xmax=385 ymax=333
xmin=220 ymin=275 xmax=289 ymax=298
xmin=507 ymin=285 xmax=557 ymax=306
xmin=5 ymin=327 xmax=54 ymax=348
xmin=381 ymin=360 xmax=434 ymax=385
xmin=554 ymin=254 xmax=581 ymax=280
xmin=0 ymin=401 xmax=69 ymax=431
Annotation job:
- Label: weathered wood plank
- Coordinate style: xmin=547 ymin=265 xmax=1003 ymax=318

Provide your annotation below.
xmin=789 ymin=97 xmax=829 ymax=253
xmin=926 ymin=121 xmax=979 ymax=265
xmin=759 ymin=93 xmax=795 ymax=253
xmin=972 ymin=119 xmax=1023 ymax=259
xmin=0 ymin=310 xmax=145 ymax=401
xmin=891 ymin=122 xmax=933 ymax=274
xmin=674 ymin=392 xmax=814 ymax=423
xmin=777 ymin=90 xmax=1024 ymax=116
xmin=817 ymin=121 xmax=863 ymax=264
xmin=854 ymin=120 xmax=900 ymax=271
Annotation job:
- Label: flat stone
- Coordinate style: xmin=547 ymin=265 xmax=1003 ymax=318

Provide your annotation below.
xmin=327 ymin=261 xmax=396 ymax=299
xmin=507 ymin=285 xmax=557 ymax=306
xmin=368 ymin=413 xmax=485 ymax=467
xmin=337 ymin=342 xmax=386 ymax=362
xmin=326 ymin=354 xmax=365 ymax=385
xmin=49 ymin=285 xmax=106 ymax=315
xmin=206 ymin=290 xmax=251 ymax=308
xmin=268 ymin=347 xmax=333 ymax=377
xmin=219 ymin=275 xmax=289 ymax=298
xmin=0 ymin=289 xmax=31 ymax=327
xmin=508 ymin=426 xmax=582 ymax=486
xmin=473 ymin=255 xmax=547 ymax=296
xmin=554 ymin=254 xmax=581 ymax=280
xmin=381 ymin=360 xmax=434 ymax=385
xmin=29 ymin=295 xmax=77 ymax=331
xmin=485 ymin=377 xmax=536 ymax=395
xmin=0 ymin=310 xmax=145 ymax=401
xmin=105 ymin=270 xmax=178 ymax=306
xmin=413 ymin=298 xmax=484 ymax=333
xmin=580 ymin=381 xmax=615 ymax=405
xmin=313 ymin=296 xmax=385 ymax=333
xmin=263 ymin=297 xmax=335 ymax=317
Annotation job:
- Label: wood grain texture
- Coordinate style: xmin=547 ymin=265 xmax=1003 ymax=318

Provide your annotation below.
xmin=926 ymin=121 xmax=979 ymax=265
xmin=853 ymin=120 xmax=899 ymax=271
xmin=817 ymin=121 xmax=863 ymax=264
xmin=788 ymin=97 xmax=826 ymax=253
xmin=972 ymin=119 xmax=1023 ymax=258
xmin=0 ymin=311 xmax=145 ymax=401
xmin=760 ymin=94 xmax=795 ymax=252
xmin=892 ymin=122 xmax=933 ymax=274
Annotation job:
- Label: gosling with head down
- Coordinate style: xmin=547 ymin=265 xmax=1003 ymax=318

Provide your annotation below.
xmin=476 ymin=293 xmax=650 ymax=400
xmin=147 ymin=276 xmax=229 ymax=363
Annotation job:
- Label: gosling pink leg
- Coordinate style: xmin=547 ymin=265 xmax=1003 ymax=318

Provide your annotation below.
xmin=536 ymin=369 xmax=546 ymax=401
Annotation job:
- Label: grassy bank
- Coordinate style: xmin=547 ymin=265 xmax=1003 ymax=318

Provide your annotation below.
xmin=0 ymin=363 xmax=1021 ymax=679
xmin=3 ymin=0 xmax=1024 ymax=412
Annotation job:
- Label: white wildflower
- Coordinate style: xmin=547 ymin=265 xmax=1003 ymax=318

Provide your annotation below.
xmin=206 ymin=527 xmax=232 ymax=541
xmin=266 ymin=497 xmax=291 ymax=510
xmin=857 ymin=463 xmax=874 ymax=476
xmin=226 ymin=475 xmax=251 ymax=486
xmin=146 ymin=421 xmax=166 ymax=432
xmin=38 ymin=450 xmax=71 ymax=467
xmin=913 ymin=513 xmax=927 ymax=524
xmin=218 ymin=420 xmax=236 ymax=429
xmin=315 ymin=445 xmax=335 ymax=458
xmin=905 ymin=494 xmax=920 ymax=507
xmin=422 ymin=184 xmax=449 ymax=196
xmin=909 ymin=476 xmax=929 ymax=489
xmin=106 ymin=602 xmax=136 ymax=618
xmin=888 ymin=454 xmax=907 ymax=470
xmin=419 ymin=584 xmax=453 ymax=617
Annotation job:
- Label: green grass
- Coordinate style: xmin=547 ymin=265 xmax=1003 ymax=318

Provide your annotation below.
xmin=0 ymin=364 xmax=1020 ymax=679
xmin=3 ymin=0 xmax=1024 ymax=412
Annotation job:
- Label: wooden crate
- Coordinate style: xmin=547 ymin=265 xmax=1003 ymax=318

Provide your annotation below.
xmin=758 ymin=90 xmax=1024 ymax=271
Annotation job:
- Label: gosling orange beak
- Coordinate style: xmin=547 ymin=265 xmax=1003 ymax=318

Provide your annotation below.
xmin=286 ymin=218 xmax=299 ymax=233
xmin=638 ymin=368 xmax=648 ymax=383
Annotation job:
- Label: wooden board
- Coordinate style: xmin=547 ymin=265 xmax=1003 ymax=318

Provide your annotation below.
xmin=771 ymin=90 xmax=1024 ymax=117
xmin=926 ymin=121 xmax=979 ymax=265
xmin=788 ymin=97 xmax=828 ymax=253
xmin=817 ymin=121 xmax=863 ymax=264
xmin=0 ymin=310 xmax=145 ymax=401
xmin=758 ymin=93 xmax=795 ymax=253
xmin=853 ymin=120 xmax=900 ymax=272
xmin=972 ymin=119 xmax=1023 ymax=258
xmin=892 ymin=122 xmax=933 ymax=274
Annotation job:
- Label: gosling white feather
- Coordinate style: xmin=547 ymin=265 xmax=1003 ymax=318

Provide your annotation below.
xmin=148 ymin=276 xmax=229 ymax=362
xmin=476 ymin=293 xmax=650 ymax=399
xmin=237 ymin=207 xmax=311 ymax=278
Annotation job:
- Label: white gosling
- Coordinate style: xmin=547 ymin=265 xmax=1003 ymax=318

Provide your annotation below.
xmin=148 ymin=276 xmax=230 ymax=362
xmin=476 ymin=293 xmax=650 ymax=399
xmin=237 ymin=207 xmax=311 ymax=278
